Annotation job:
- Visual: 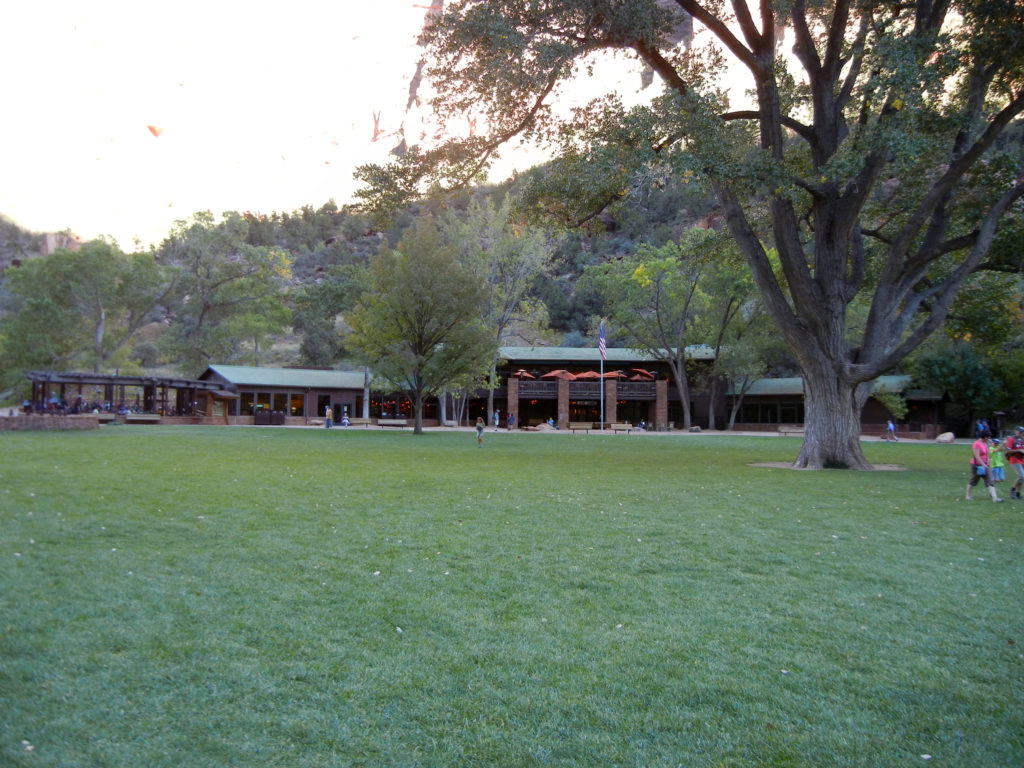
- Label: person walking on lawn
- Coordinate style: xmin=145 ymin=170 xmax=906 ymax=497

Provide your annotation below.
xmin=967 ymin=429 xmax=1004 ymax=502
xmin=1005 ymin=426 xmax=1024 ymax=500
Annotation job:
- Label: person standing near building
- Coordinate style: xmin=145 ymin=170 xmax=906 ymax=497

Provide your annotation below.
xmin=967 ymin=429 xmax=1004 ymax=502
xmin=886 ymin=419 xmax=898 ymax=441
xmin=325 ymin=406 xmax=332 ymax=429
xmin=476 ymin=416 xmax=485 ymax=447
xmin=493 ymin=409 xmax=500 ymax=432
xmin=1006 ymin=426 xmax=1024 ymax=500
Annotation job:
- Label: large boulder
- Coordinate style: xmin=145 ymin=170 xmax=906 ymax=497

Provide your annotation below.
xmin=935 ymin=431 xmax=956 ymax=444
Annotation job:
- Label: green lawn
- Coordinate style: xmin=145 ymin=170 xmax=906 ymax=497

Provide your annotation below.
xmin=1 ymin=427 xmax=1021 ymax=767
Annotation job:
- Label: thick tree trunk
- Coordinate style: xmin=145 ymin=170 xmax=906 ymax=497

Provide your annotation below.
xmin=362 ymin=368 xmax=371 ymax=419
xmin=486 ymin=361 xmax=497 ymax=426
xmin=668 ymin=358 xmax=692 ymax=430
xmin=794 ymin=371 xmax=872 ymax=470
xmin=727 ymin=393 xmax=745 ymax=431
xmin=707 ymin=375 xmax=719 ymax=431
xmin=93 ymin=305 xmax=106 ymax=372
xmin=413 ymin=392 xmax=425 ymax=435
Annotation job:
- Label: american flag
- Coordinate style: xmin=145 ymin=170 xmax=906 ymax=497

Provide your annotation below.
xmin=599 ymin=321 xmax=607 ymax=361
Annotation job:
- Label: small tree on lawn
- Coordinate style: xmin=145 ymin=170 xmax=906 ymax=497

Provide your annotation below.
xmin=345 ymin=217 xmax=496 ymax=434
xmin=582 ymin=231 xmax=715 ymax=429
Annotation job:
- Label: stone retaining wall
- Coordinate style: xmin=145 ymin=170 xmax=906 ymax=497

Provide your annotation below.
xmin=0 ymin=414 xmax=100 ymax=431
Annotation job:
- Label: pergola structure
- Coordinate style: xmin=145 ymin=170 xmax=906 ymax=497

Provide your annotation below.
xmin=25 ymin=371 xmax=238 ymax=416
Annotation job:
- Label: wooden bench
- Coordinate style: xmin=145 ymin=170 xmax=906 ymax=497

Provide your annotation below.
xmin=609 ymin=422 xmax=633 ymax=433
xmin=568 ymin=421 xmax=593 ymax=433
xmin=95 ymin=413 xmax=117 ymax=423
xmin=347 ymin=417 xmax=373 ymax=428
xmin=124 ymin=413 xmax=161 ymax=424
xmin=778 ymin=425 xmax=805 ymax=436
xmin=377 ymin=418 xmax=408 ymax=428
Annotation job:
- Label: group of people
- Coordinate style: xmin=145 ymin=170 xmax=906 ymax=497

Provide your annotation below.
xmin=24 ymin=397 xmax=149 ymax=416
xmin=969 ymin=425 xmax=1024 ymax=502
xmin=322 ymin=407 xmax=351 ymax=428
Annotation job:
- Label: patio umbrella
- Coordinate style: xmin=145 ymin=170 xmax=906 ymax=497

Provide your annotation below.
xmin=630 ymin=368 xmax=656 ymax=380
xmin=602 ymin=370 xmax=627 ymax=379
xmin=574 ymin=370 xmax=603 ymax=379
xmin=512 ymin=369 xmax=536 ymax=379
xmin=540 ymin=369 xmax=577 ymax=380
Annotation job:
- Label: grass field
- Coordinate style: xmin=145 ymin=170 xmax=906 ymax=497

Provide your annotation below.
xmin=1 ymin=426 xmax=1022 ymax=767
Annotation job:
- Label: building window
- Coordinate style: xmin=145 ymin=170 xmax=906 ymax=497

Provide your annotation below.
xmin=780 ymin=402 xmax=804 ymax=424
xmin=273 ymin=393 xmax=287 ymax=413
xmin=741 ymin=402 xmax=783 ymax=423
xmin=290 ymin=393 xmax=304 ymax=416
xmin=240 ymin=392 xmax=256 ymax=415
xmin=256 ymin=393 xmax=271 ymax=412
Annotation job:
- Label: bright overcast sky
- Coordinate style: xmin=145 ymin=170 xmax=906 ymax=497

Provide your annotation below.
xmin=3 ymin=1 xmax=709 ymax=250
xmin=1 ymin=1 xmax=456 ymax=248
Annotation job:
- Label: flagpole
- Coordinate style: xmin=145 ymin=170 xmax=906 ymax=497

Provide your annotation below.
xmin=599 ymin=320 xmax=606 ymax=431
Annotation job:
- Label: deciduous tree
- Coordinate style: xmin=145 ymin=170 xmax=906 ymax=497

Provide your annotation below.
xmin=441 ymin=195 xmax=553 ymax=416
xmin=157 ymin=212 xmax=292 ymax=374
xmin=0 ymin=240 xmax=173 ymax=387
xmin=582 ymin=232 xmax=712 ymax=428
xmin=345 ymin=217 xmax=496 ymax=433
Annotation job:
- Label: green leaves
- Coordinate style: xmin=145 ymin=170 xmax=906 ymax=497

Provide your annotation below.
xmin=157 ymin=213 xmax=292 ymax=373
xmin=345 ymin=217 xmax=497 ymax=431
xmin=0 ymin=240 xmax=173 ymax=383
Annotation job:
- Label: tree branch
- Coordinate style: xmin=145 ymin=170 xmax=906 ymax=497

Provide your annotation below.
xmin=891 ymin=89 xmax=1024 ymax=260
xmin=673 ymin=0 xmax=758 ymax=71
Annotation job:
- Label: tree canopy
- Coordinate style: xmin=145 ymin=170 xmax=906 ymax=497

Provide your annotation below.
xmin=345 ymin=217 xmax=497 ymax=433
xmin=156 ymin=212 xmax=292 ymax=374
xmin=0 ymin=240 xmax=172 ymax=388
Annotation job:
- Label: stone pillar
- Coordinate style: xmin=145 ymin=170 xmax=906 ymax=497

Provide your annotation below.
xmin=655 ymin=380 xmax=669 ymax=431
xmin=604 ymin=378 xmax=618 ymax=424
xmin=557 ymin=377 xmax=570 ymax=429
xmin=507 ymin=376 xmax=520 ymax=428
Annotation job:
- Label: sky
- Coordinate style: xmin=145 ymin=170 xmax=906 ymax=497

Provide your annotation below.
xmin=3 ymin=0 xmax=657 ymax=250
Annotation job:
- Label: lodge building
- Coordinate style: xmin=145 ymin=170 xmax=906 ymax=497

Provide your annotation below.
xmin=21 ymin=346 xmax=945 ymax=437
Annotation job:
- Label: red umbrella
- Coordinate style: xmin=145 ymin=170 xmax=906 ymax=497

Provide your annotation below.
xmin=540 ymin=369 xmax=578 ymax=380
xmin=602 ymin=370 xmax=627 ymax=379
xmin=512 ymin=369 xmax=536 ymax=379
xmin=574 ymin=370 xmax=603 ymax=379
xmin=630 ymin=368 xmax=656 ymax=380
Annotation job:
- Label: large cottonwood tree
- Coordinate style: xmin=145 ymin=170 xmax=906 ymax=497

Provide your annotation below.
xmin=356 ymin=0 xmax=1024 ymax=469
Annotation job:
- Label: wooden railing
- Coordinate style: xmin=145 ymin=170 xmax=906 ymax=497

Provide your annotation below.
xmin=570 ymin=382 xmax=601 ymax=397
xmin=518 ymin=381 xmax=558 ymax=397
xmin=516 ymin=380 xmax=657 ymax=399
xmin=617 ymin=382 xmax=656 ymax=398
